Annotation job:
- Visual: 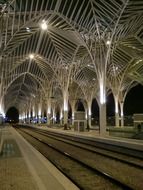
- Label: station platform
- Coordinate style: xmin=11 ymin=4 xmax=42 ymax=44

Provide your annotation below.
xmin=31 ymin=124 xmax=143 ymax=151
xmin=1 ymin=124 xmax=143 ymax=190
xmin=0 ymin=125 xmax=79 ymax=190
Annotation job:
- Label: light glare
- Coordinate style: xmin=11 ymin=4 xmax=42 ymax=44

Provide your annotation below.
xmin=64 ymin=100 xmax=68 ymax=111
xmin=106 ymin=40 xmax=111 ymax=45
xmin=29 ymin=54 xmax=34 ymax=59
xmin=47 ymin=107 xmax=51 ymax=114
xmin=41 ymin=21 xmax=48 ymax=30
xmin=115 ymin=101 xmax=118 ymax=113
xmin=100 ymin=79 xmax=106 ymax=104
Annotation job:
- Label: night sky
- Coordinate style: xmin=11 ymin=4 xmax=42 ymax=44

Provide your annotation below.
xmin=6 ymin=107 xmax=19 ymax=122
xmin=124 ymin=84 xmax=143 ymax=115
xmin=93 ymin=84 xmax=143 ymax=117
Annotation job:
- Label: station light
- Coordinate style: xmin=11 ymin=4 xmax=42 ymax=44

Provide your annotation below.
xmin=26 ymin=27 xmax=30 ymax=32
xmin=115 ymin=66 xmax=118 ymax=70
xmin=29 ymin=54 xmax=34 ymax=59
xmin=41 ymin=20 xmax=48 ymax=30
xmin=106 ymin=40 xmax=111 ymax=45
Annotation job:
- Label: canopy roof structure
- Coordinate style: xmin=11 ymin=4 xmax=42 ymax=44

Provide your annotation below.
xmin=0 ymin=0 xmax=143 ymax=133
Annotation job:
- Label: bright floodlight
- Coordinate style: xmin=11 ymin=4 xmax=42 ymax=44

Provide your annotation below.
xmin=26 ymin=27 xmax=30 ymax=32
xmin=106 ymin=40 xmax=111 ymax=45
xmin=41 ymin=20 xmax=48 ymax=30
xmin=29 ymin=54 xmax=34 ymax=59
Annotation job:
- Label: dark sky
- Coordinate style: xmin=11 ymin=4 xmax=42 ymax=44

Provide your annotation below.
xmin=6 ymin=107 xmax=19 ymax=122
xmin=124 ymin=84 xmax=143 ymax=115
xmin=106 ymin=84 xmax=143 ymax=116
xmin=91 ymin=84 xmax=143 ymax=117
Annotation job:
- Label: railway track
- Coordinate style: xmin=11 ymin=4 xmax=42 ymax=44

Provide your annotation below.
xmin=15 ymin=126 xmax=143 ymax=190
xmin=36 ymin=128 xmax=143 ymax=158
xmin=27 ymin=127 xmax=143 ymax=169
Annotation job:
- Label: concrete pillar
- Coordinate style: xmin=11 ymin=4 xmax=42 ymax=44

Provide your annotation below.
xmin=115 ymin=112 xmax=119 ymax=127
xmin=59 ymin=109 xmax=63 ymax=125
xmin=88 ymin=115 xmax=91 ymax=129
xmin=63 ymin=110 xmax=68 ymax=124
xmin=71 ymin=104 xmax=75 ymax=125
xmin=47 ymin=113 xmax=51 ymax=125
xmin=32 ymin=106 xmax=35 ymax=123
xmin=72 ymin=112 xmax=74 ymax=125
xmin=120 ymin=102 xmax=124 ymax=127
xmin=87 ymin=104 xmax=92 ymax=129
xmin=99 ymin=76 xmax=107 ymax=136
xmin=47 ymin=99 xmax=51 ymax=125
xmin=28 ymin=117 xmax=31 ymax=124
xmin=87 ymin=115 xmax=91 ymax=130
xmin=28 ymin=110 xmax=31 ymax=123
xmin=85 ymin=109 xmax=88 ymax=127
xmin=52 ymin=109 xmax=56 ymax=124
xmin=38 ymin=116 xmax=41 ymax=124
xmin=63 ymin=93 xmax=68 ymax=125
xmin=115 ymin=97 xmax=119 ymax=127
xmin=60 ymin=118 xmax=63 ymax=125
xmin=24 ymin=112 xmax=27 ymax=123
xmin=52 ymin=118 xmax=55 ymax=124
xmin=41 ymin=111 xmax=44 ymax=123
xmin=99 ymin=103 xmax=107 ymax=136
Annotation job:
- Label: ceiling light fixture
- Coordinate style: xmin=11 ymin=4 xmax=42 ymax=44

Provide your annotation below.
xmin=41 ymin=20 xmax=48 ymax=30
xmin=29 ymin=54 xmax=34 ymax=59
xmin=26 ymin=27 xmax=30 ymax=32
xmin=106 ymin=40 xmax=111 ymax=45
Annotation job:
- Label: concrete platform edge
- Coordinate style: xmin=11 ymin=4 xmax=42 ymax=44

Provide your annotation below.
xmin=31 ymin=125 xmax=143 ymax=151
xmin=11 ymin=127 xmax=79 ymax=190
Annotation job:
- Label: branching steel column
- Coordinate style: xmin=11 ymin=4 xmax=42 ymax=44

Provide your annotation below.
xmin=115 ymin=97 xmax=120 ymax=127
xmin=60 ymin=108 xmax=63 ymax=125
xmin=47 ymin=99 xmax=51 ymax=125
xmin=99 ymin=102 xmax=106 ymax=135
xmin=99 ymin=72 xmax=107 ymax=136
xmin=87 ymin=102 xmax=92 ymax=129
xmin=63 ymin=93 xmax=68 ymax=125
xmin=120 ymin=101 xmax=124 ymax=127
xmin=71 ymin=101 xmax=75 ymax=125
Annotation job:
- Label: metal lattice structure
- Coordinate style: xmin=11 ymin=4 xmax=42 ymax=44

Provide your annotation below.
xmin=0 ymin=0 xmax=143 ymax=134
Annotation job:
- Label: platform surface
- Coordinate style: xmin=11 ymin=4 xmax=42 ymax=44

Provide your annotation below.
xmin=32 ymin=124 xmax=143 ymax=151
xmin=0 ymin=125 xmax=79 ymax=190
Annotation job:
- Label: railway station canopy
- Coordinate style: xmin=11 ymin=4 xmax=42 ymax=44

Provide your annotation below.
xmin=0 ymin=0 xmax=143 ymax=134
